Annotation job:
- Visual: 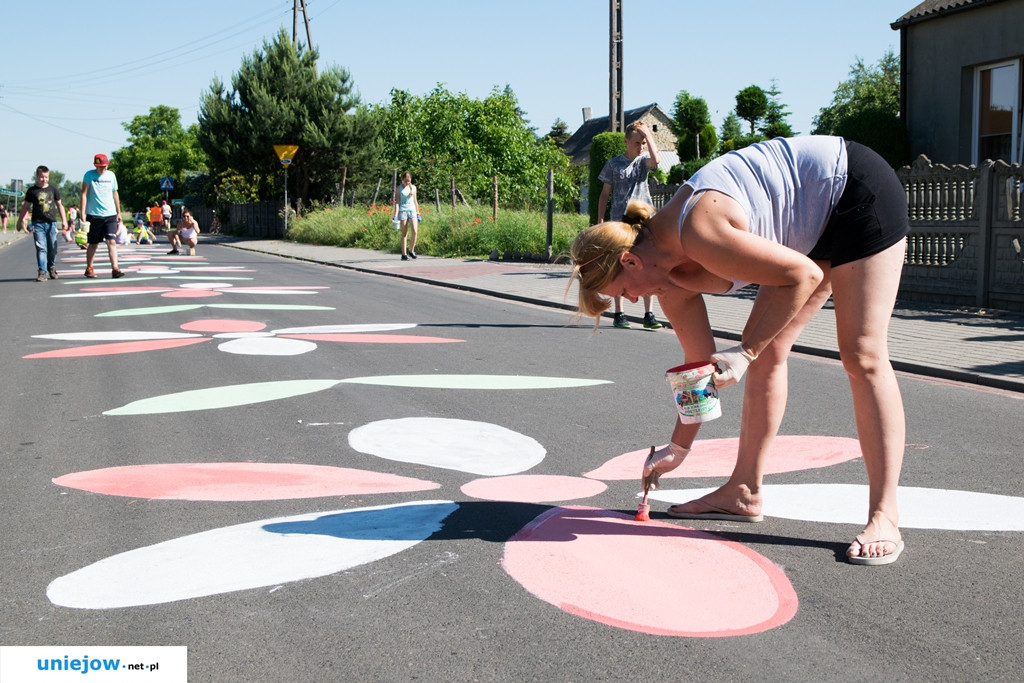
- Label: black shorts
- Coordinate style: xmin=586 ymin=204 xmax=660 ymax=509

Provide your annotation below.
xmin=86 ymin=215 xmax=119 ymax=244
xmin=807 ymin=141 xmax=910 ymax=267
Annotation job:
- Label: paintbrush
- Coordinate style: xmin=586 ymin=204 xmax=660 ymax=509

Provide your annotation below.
xmin=634 ymin=446 xmax=654 ymax=521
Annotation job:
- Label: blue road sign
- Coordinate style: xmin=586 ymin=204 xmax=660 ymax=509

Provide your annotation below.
xmin=160 ymin=177 xmax=175 ymax=191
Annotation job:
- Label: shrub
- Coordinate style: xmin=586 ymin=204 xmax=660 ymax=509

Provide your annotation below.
xmin=287 ymin=204 xmax=588 ymax=260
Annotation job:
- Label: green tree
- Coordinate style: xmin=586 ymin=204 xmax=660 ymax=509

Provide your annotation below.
xmin=735 ymin=85 xmax=768 ymax=135
xmin=111 ymin=105 xmax=206 ymax=210
xmin=760 ymin=80 xmax=795 ymax=138
xmin=717 ymin=112 xmax=742 ymax=154
xmin=197 ymin=30 xmax=379 ymax=210
xmin=812 ymin=50 xmax=908 ymax=167
xmin=545 ymin=118 xmax=572 ymax=147
xmin=376 ymin=84 xmax=577 ymax=210
xmin=671 ymin=91 xmax=713 ymax=160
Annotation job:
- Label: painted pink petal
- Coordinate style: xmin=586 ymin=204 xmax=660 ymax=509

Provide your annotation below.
xmin=583 ymin=436 xmax=862 ymax=481
xmin=161 ymin=290 xmax=223 ymax=298
xmin=24 ymin=338 xmax=210 ymax=359
xmin=502 ymin=506 xmax=798 ymax=637
xmin=461 ymin=475 xmax=607 ymax=503
xmin=280 ymin=333 xmax=464 ymax=344
xmin=53 ymin=463 xmax=441 ymax=501
xmin=180 ymin=319 xmax=268 ymax=333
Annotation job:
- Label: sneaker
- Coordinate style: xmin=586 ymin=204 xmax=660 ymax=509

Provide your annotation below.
xmin=48 ymin=267 xmax=59 ymax=280
xmin=84 ymin=266 xmax=96 ymax=278
xmin=36 ymin=269 xmax=47 ymax=282
xmin=401 ymin=254 xmax=409 ymax=261
xmin=643 ymin=312 xmax=663 ymax=329
xmin=111 ymin=269 xmax=126 ymax=279
xmin=167 ymin=249 xmax=179 ymax=255
xmin=613 ymin=312 xmax=631 ymax=329
xmin=409 ymin=251 xmax=417 ymax=259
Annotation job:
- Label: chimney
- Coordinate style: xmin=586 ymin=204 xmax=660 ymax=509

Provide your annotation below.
xmin=582 ymin=107 xmax=592 ymax=123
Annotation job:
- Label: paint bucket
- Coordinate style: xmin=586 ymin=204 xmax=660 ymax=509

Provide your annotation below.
xmin=665 ymin=361 xmax=721 ymax=424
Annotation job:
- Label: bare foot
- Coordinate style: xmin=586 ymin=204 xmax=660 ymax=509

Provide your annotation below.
xmin=847 ymin=513 xmax=902 ymax=564
xmin=666 ymin=483 xmax=763 ymax=522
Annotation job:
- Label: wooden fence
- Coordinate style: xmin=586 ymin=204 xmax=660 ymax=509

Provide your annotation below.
xmin=651 ymin=157 xmax=1024 ymax=313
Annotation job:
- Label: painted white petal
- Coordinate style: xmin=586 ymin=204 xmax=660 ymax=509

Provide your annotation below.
xmin=103 ymin=379 xmax=343 ymax=415
xmin=34 ymin=332 xmax=200 ymax=341
xmin=349 ymin=417 xmax=546 ymax=476
xmin=217 ymin=337 xmax=317 ymax=356
xmin=47 ymin=501 xmax=458 ymax=608
xmin=648 ymin=484 xmax=1024 ymax=531
xmin=179 ymin=282 xmax=233 ymax=289
xmin=96 ymin=304 xmax=204 ymax=317
xmin=212 ymin=332 xmax=276 ymax=339
xmin=271 ymin=323 xmax=417 ymax=334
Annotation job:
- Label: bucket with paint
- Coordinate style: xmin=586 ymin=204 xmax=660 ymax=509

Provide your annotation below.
xmin=665 ymin=361 xmax=721 ymax=424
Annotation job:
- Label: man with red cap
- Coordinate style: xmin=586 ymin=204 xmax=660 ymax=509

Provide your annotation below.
xmin=79 ymin=153 xmax=125 ymax=278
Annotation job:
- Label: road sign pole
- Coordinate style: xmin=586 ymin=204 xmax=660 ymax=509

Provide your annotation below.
xmin=283 ymin=166 xmax=289 ymax=236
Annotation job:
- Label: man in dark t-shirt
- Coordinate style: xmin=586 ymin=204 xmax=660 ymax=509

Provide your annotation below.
xmin=18 ymin=165 xmax=67 ymax=281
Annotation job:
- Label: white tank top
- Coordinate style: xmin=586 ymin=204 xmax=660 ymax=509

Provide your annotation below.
xmin=680 ymin=136 xmax=848 ymax=292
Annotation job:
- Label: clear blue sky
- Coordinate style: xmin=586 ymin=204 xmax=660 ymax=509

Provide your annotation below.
xmin=0 ymin=0 xmax=909 ymax=196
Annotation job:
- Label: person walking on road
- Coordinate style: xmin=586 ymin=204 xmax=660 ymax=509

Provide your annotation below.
xmin=393 ymin=172 xmax=420 ymax=261
xmin=597 ymin=120 xmax=663 ymax=330
xmin=80 ymin=153 xmax=125 ymax=279
xmin=161 ymin=199 xmax=172 ymax=232
xmin=571 ymin=135 xmax=910 ymax=566
xmin=18 ymin=165 xmax=67 ymax=281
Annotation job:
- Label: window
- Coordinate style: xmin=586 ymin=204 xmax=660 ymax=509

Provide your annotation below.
xmin=973 ymin=60 xmax=1021 ymax=164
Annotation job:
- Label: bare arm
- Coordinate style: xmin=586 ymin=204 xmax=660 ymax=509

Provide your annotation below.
xmin=56 ymin=200 xmax=67 ymax=229
xmin=657 ymin=287 xmax=718 ymax=448
xmin=637 ymin=121 xmax=660 ymax=169
xmin=597 ymin=183 xmax=611 ymax=223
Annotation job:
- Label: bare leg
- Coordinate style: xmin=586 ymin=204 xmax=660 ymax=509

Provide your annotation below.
xmin=408 ymin=216 xmax=418 ymax=254
xmin=106 ymin=239 xmax=119 ymax=271
xmin=831 ymin=240 xmax=906 ymax=560
xmin=86 ymin=243 xmax=98 ymax=270
xmin=400 ymin=221 xmax=409 ymax=256
xmin=668 ymin=277 xmax=833 ymax=518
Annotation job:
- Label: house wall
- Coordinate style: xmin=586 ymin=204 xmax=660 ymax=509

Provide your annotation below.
xmin=903 ymin=0 xmax=1024 ymax=165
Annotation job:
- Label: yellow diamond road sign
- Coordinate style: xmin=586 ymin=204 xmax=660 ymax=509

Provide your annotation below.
xmin=274 ymin=145 xmax=299 ymax=166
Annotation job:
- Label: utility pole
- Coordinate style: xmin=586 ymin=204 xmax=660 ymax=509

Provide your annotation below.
xmin=609 ymin=0 xmax=624 ymax=133
xmin=293 ymin=0 xmax=317 ymax=73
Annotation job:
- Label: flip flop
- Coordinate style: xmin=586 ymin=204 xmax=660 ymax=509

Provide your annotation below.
xmin=665 ymin=503 xmax=764 ymax=523
xmin=847 ymin=539 xmax=904 ymax=566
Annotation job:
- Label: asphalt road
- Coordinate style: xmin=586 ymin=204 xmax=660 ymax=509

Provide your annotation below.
xmin=1 ymin=240 xmax=1022 ymax=682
